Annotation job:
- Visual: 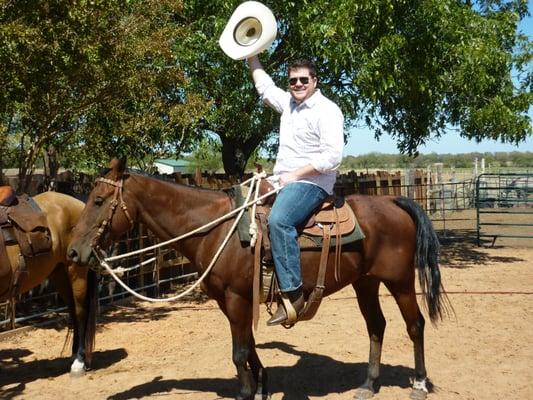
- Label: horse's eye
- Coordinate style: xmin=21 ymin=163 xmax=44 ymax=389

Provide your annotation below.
xmin=94 ymin=197 xmax=104 ymax=206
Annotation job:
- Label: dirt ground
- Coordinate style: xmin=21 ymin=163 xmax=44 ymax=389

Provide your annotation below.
xmin=1 ymin=241 xmax=532 ymax=400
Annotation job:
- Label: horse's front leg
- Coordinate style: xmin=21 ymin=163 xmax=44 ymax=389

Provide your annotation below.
xmin=68 ymin=265 xmax=97 ymax=377
xmin=47 ymin=264 xmax=87 ymax=376
xmin=246 ymin=334 xmax=269 ymax=400
xmin=225 ymin=290 xmax=269 ymax=400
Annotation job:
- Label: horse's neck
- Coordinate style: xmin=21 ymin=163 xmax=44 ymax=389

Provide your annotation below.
xmin=133 ymin=177 xmax=231 ymax=257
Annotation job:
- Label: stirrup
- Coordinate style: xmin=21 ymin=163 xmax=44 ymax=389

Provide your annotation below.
xmin=266 ymin=293 xmax=304 ymax=327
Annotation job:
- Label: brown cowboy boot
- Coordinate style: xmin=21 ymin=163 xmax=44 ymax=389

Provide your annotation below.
xmin=267 ymin=291 xmax=305 ymax=326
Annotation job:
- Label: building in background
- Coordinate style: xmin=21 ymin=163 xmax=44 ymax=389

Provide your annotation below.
xmin=153 ymin=159 xmax=191 ymax=175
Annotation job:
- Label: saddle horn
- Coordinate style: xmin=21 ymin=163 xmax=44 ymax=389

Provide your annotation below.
xmin=219 ymin=1 xmax=277 ymax=60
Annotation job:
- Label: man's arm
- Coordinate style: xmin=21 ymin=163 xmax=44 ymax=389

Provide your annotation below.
xmin=278 ymin=165 xmax=320 ymax=186
xmin=246 ymin=56 xmax=289 ymax=114
xmin=247 ymin=55 xmax=269 ymax=85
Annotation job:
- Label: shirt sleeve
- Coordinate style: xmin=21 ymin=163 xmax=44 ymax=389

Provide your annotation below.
xmin=310 ymin=104 xmax=344 ymax=173
xmin=255 ymin=74 xmax=290 ymax=114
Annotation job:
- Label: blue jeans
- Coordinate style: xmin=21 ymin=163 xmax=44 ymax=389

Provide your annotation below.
xmin=268 ymin=182 xmax=329 ymax=292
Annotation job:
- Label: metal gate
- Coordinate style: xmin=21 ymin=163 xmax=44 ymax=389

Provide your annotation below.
xmin=476 ymin=173 xmax=533 ymax=246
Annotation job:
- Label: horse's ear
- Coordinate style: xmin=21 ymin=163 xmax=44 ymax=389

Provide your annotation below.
xmin=109 ymin=157 xmax=127 ymax=179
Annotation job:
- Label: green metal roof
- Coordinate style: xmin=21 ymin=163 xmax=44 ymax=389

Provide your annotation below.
xmin=155 ymin=159 xmax=190 ymax=167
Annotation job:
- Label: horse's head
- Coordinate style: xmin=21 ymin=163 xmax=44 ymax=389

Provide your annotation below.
xmin=68 ymin=158 xmax=137 ymax=265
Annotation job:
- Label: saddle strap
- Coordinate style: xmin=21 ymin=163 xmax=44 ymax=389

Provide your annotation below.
xmin=334 ymin=208 xmax=342 ymax=282
xmin=298 ymin=224 xmax=331 ymax=322
xmin=252 ymin=227 xmax=263 ymax=331
xmin=0 ymin=233 xmax=12 ymax=284
xmin=0 ymin=241 xmax=27 ymax=301
xmin=257 ymin=209 xmax=272 ymax=264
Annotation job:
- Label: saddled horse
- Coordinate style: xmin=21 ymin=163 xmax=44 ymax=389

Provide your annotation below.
xmin=67 ymin=159 xmax=449 ymax=400
xmin=0 ymin=191 xmax=97 ymax=375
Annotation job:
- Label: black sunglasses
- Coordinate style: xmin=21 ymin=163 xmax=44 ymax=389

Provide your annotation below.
xmin=289 ymin=76 xmax=310 ymax=86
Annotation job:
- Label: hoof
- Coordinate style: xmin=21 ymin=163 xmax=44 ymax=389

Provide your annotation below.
xmin=354 ymin=387 xmax=374 ymax=400
xmin=69 ymin=359 xmax=86 ymax=378
xmin=235 ymin=394 xmax=254 ymax=400
xmin=254 ymin=367 xmax=270 ymax=400
xmin=69 ymin=367 xmax=86 ymax=378
xmin=409 ymin=389 xmax=428 ymax=400
xmin=235 ymin=390 xmax=270 ymax=400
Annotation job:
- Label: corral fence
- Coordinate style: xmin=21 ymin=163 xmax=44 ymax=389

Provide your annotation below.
xmin=0 ymin=225 xmax=196 ymax=331
xmin=335 ymin=168 xmax=476 ymax=239
xmin=475 ymin=173 xmax=533 ymax=246
xmin=0 ymin=167 xmax=523 ymax=332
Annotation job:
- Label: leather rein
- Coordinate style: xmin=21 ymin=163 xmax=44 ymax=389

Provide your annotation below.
xmin=91 ymin=177 xmax=134 ymax=250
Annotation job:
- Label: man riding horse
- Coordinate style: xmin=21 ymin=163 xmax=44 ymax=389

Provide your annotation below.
xmin=247 ymin=55 xmax=344 ymax=326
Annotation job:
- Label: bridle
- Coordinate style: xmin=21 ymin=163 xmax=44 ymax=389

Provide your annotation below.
xmin=91 ymin=177 xmax=134 ymax=250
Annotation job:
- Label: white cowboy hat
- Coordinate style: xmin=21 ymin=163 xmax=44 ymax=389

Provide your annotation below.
xmin=219 ymin=1 xmax=277 ymax=60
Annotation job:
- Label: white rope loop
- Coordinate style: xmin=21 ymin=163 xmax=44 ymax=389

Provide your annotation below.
xmin=96 ymin=172 xmax=278 ymax=303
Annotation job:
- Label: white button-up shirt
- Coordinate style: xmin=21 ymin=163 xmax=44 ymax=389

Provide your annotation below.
xmin=255 ymin=74 xmax=344 ymax=194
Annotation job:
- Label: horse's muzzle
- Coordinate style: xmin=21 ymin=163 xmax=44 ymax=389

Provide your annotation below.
xmin=67 ymin=243 xmax=94 ymax=266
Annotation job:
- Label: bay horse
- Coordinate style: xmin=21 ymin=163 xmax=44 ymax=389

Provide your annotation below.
xmin=67 ymin=159 xmax=449 ymax=400
xmin=1 ymin=191 xmax=97 ymax=376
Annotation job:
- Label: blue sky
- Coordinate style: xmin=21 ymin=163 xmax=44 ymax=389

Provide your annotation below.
xmin=345 ymin=127 xmax=532 ymax=155
xmin=346 ymin=6 xmax=532 ymax=156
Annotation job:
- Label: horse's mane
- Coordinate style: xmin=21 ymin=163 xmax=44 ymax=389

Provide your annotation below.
xmin=97 ymin=165 xmax=242 ymax=198
xmin=124 ymin=170 xmax=237 ymax=196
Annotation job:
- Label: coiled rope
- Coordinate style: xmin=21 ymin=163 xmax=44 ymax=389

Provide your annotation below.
xmin=94 ymin=172 xmax=279 ymax=303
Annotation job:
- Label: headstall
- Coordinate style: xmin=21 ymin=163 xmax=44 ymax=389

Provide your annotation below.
xmin=91 ymin=177 xmax=134 ymax=249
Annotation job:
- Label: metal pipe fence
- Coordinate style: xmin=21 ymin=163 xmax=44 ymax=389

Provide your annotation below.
xmin=475 ymin=173 xmax=533 ymax=246
xmin=0 ymin=226 xmax=197 ymax=331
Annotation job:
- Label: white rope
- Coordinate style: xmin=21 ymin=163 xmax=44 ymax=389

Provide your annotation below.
xmin=104 ymin=256 xmax=156 ymax=277
xmin=96 ymin=172 xmax=279 ymax=303
xmin=104 ymin=174 xmax=276 ymax=263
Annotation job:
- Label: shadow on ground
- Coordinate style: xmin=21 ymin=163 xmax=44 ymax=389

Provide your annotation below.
xmin=0 ymin=348 xmax=127 ymax=400
xmin=437 ymin=229 xmax=525 ymax=268
xmin=106 ymin=341 xmax=425 ymax=400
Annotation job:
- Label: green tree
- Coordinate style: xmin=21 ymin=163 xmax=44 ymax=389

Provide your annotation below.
xmin=2 ymin=0 xmax=530 ymax=184
xmin=0 ymin=0 xmax=208 ymax=191
xmin=177 ymin=0 xmax=531 ymax=176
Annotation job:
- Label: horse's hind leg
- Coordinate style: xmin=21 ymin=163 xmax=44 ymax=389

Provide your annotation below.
xmin=352 ymin=277 xmax=386 ymax=400
xmin=385 ymin=281 xmax=428 ymax=400
xmin=224 ymin=291 xmax=269 ymax=400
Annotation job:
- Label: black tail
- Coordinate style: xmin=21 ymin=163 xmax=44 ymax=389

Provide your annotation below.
xmin=393 ymin=196 xmax=450 ymax=323
xmin=84 ymin=268 xmax=98 ymax=366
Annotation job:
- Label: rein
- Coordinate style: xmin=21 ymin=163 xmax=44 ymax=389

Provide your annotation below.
xmin=92 ymin=172 xmax=280 ymax=303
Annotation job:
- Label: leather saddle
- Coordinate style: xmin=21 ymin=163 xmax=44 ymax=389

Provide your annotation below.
xmin=256 ymin=179 xmax=357 ymax=240
xmin=0 ymin=187 xmax=52 ymax=300
xmin=0 ymin=186 xmax=17 ymax=207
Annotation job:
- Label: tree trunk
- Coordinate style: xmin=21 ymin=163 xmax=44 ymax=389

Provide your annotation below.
xmin=220 ymin=136 xmax=261 ymax=178
xmin=19 ymin=142 xmax=40 ymax=194
xmin=43 ymin=145 xmax=59 ymax=191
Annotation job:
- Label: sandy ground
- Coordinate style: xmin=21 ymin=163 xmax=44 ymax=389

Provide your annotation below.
xmin=1 ymin=242 xmax=532 ymax=400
